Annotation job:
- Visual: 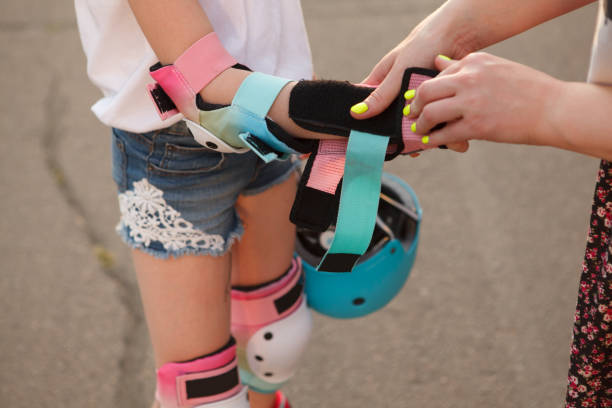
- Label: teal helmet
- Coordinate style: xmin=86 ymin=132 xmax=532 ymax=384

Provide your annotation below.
xmin=296 ymin=172 xmax=422 ymax=319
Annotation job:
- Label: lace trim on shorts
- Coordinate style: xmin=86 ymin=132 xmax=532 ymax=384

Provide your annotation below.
xmin=116 ymin=178 xmax=225 ymax=253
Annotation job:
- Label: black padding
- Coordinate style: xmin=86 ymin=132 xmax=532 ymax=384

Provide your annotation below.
xmin=185 ymin=366 xmax=240 ymax=400
xmin=317 ymin=253 xmax=361 ymax=273
xmin=265 ymin=119 xmax=317 ymax=154
xmin=289 ymin=151 xmax=341 ymax=231
xmin=288 ymin=68 xmax=440 ymax=151
xmin=274 ymin=282 xmax=303 ymax=315
xmin=150 ymin=84 xmax=178 ymax=114
xmin=289 ymin=80 xmax=399 ymax=138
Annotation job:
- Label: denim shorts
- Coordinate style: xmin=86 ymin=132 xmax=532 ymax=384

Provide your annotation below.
xmin=111 ymin=121 xmax=299 ymax=258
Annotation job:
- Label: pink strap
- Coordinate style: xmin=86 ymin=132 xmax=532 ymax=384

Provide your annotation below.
xmin=306 ymin=140 xmax=348 ymax=195
xmin=174 ymin=32 xmax=237 ymax=95
xmin=149 ymin=32 xmax=237 ymax=121
xmin=231 ymin=259 xmax=303 ymax=327
xmin=156 ymin=343 xmax=241 ymax=408
xmin=401 ymin=73 xmax=433 ymax=154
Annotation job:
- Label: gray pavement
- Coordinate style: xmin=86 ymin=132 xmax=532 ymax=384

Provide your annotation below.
xmin=0 ymin=1 xmax=602 ymax=407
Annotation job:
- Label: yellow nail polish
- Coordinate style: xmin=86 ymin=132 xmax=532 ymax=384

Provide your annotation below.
xmin=403 ymin=105 xmax=411 ymax=116
xmin=438 ymin=54 xmax=452 ymax=61
xmin=422 ymin=136 xmax=430 ymax=144
xmin=350 ymin=102 xmax=369 ymax=114
xmin=411 ymin=123 xmax=417 ymax=133
xmin=404 ymin=89 xmax=416 ymax=100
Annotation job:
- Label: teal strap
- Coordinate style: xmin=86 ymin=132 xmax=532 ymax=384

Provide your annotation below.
xmin=232 ymin=72 xmax=291 ymax=119
xmin=317 ymin=130 xmax=390 ymax=272
xmin=231 ymin=72 xmax=295 ymax=160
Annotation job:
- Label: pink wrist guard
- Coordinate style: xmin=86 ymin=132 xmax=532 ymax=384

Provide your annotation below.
xmin=148 ymin=32 xmax=237 ymax=121
xmin=156 ymin=339 xmax=244 ymax=408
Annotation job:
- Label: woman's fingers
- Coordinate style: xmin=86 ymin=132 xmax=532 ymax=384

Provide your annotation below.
xmin=411 ymin=97 xmax=463 ymax=134
xmin=407 ymin=75 xmax=458 ymax=120
xmin=434 ymin=54 xmax=456 ymax=72
xmin=426 ymin=120 xmax=473 ymax=147
xmin=350 ymin=66 xmax=404 ymax=119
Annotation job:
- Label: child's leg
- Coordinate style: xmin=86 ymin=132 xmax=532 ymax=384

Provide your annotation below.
xmin=231 ymin=173 xmax=301 ymax=408
xmin=132 ymin=250 xmax=232 ymax=367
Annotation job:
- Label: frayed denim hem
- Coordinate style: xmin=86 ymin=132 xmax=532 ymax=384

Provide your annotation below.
xmin=115 ymin=222 xmax=245 ymax=259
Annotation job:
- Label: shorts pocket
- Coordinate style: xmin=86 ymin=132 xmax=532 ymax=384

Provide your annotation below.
xmin=150 ymin=143 xmax=225 ymax=176
xmin=111 ymin=132 xmax=128 ymax=191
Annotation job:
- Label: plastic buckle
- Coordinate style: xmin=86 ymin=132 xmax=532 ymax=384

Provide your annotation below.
xmin=184 ymin=119 xmax=250 ymax=154
xmin=239 ymin=132 xmax=279 ymax=163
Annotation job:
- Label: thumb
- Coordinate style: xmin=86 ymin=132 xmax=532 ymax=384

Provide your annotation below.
xmin=350 ymin=67 xmax=402 ymax=120
xmin=434 ymin=54 xmax=456 ymax=72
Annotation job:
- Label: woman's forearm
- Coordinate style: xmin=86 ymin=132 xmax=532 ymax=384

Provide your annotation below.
xmin=543 ymin=82 xmax=612 ymax=160
xmin=426 ymin=0 xmax=596 ymax=57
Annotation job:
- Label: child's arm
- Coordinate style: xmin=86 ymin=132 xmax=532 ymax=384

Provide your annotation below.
xmin=127 ymin=0 xmax=337 ymax=141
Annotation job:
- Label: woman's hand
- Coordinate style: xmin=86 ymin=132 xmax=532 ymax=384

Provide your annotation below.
xmin=407 ymin=53 xmax=563 ymax=148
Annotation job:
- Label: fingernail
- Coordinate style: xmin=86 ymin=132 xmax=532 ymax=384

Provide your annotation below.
xmin=438 ymin=54 xmax=452 ymax=61
xmin=351 ymin=102 xmax=369 ymax=114
xmin=403 ymin=104 xmax=411 ymax=116
xmin=404 ymin=89 xmax=416 ymax=100
xmin=422 ymin=136 xmax=430 ymax=144
xmin=411 ymin=123 xmax=417 ymax=133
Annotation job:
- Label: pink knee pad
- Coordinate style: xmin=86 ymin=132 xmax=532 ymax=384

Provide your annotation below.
xmin=156 ymin=339 xmax=249 ymax=408
xmin=231 ymin=258 xmax=312 ymax=394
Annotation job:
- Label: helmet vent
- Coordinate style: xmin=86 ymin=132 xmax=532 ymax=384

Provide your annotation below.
xmin=352 ymin=297 xmax=365 ymax=306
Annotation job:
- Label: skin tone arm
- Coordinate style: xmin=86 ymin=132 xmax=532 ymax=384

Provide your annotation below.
xmin=350 ymin=0 xmax=596 ymax=119
xmin=128 ymin=0 xmax=338 ymax=141
xmin=406 ymin=53 xmax=612 ymax=161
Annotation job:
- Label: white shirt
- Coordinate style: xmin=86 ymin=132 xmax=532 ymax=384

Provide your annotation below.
xmin=74 ymin=0 xmax=313 ymax=133
xmin=588 ymin=0 xmax=612 ymax=85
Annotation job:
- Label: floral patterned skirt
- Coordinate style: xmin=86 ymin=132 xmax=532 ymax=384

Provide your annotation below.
xmin=566 ymin=160 xmax=612 ymax=407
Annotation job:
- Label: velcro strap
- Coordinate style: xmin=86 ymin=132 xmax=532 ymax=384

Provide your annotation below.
xmin=231 ymin=258 xmax=304 ymax=326
xmin=175 ymin=32 xmax=237 ymax=95
xmin=232 ymin=73 xmax=294 ymax=156
xmin=157 ymin=341 xmax=242 ymax=407
xmin=400 ymin=71 xmax=438 ymax=154
xmin=317 ymin=130 xmax=389 ymax=272
xmin=148 ymin=32 xmax=236 ymax=121
xmin=290 ymin=140 xmax=346 ymax=231
xmin=177 ymin=359 xmax=240 ymax=405
xmin=307 ymin=140 xmax=348 ymax=194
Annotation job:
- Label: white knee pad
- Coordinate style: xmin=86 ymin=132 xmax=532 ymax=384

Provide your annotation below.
xmin=231 ymin=258 xmax=313 ymax=393
xmin=155 ymin=339 xmax=250 ymax=408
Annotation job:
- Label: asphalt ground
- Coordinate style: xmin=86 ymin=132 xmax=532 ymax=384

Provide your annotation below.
xmin=0 ymin=1 xmax=602 ymax=407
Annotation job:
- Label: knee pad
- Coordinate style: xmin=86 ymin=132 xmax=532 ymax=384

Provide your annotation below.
xmin=155 ymin=338 xmax=249 ymax=408
xmin=230 ymin=258 xmax=312 ymax=394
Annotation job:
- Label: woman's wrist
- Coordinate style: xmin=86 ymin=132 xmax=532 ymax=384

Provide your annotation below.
xmin=412 ymin=2 xmax=481 ymax=59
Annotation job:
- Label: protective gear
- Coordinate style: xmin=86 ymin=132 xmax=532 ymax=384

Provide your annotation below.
xmin=147 ymin=32 xmax=237 ymax=122
xmin=147 ymin=32 xmax=436 ymax=272
xmin=231 ymin=258 xmax=312 ymax=394
xmin=288 ymin=69 xmax=438 ymax=272
xmin=155 ymin=338 xmax=250 ymax=408
xmin=296 ymin=172 xmax=422 ymax=319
